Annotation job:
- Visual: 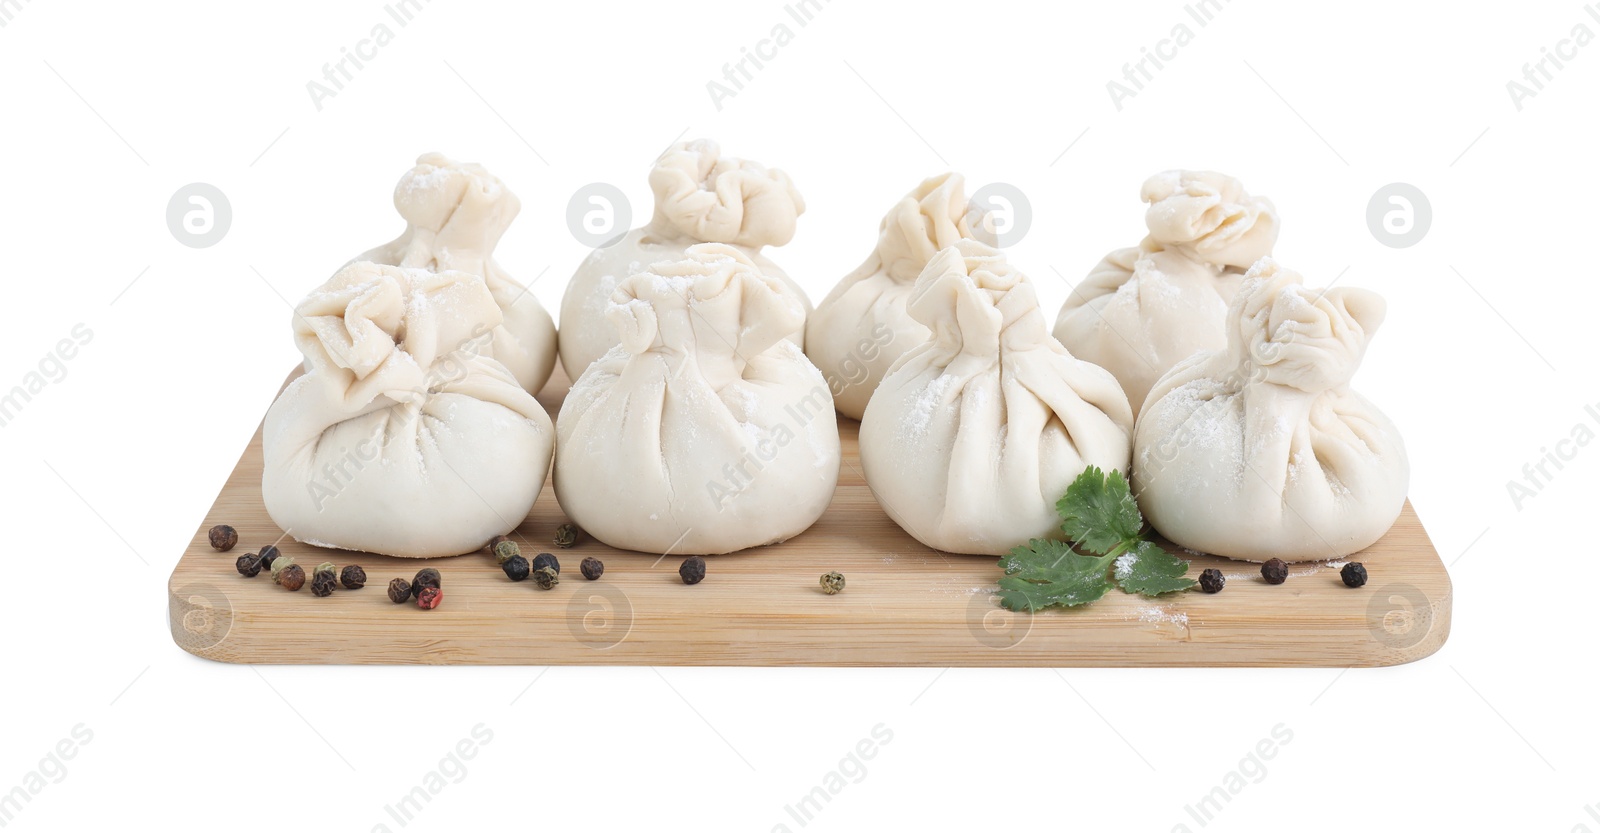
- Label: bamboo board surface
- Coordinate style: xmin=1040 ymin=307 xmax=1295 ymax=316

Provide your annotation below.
xmin=168 ymin=369 xmax=1450 ymax=667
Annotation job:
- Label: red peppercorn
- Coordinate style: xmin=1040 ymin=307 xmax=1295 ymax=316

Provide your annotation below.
xmin=416 ymin=586 xmax=442 ymax=609
xmin=209 ymin=525 xmax=238 ymax=552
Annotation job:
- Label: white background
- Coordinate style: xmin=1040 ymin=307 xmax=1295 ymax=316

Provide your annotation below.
xmin=1 ymin=0 xmax=1594 ymax=830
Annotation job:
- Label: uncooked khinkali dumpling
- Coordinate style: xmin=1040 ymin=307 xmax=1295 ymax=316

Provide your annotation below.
xmin=559 ymin=139 xmax=810 ymax=379
xmin=1133 ymin=259 xmax=1407 ymax=562
xmin=355 ymin=152 xmax=558 ymax=394
xmin=263 ymin=262 xmax=555 ymax=558
xmin=860 ymin=240 xmax=1134 ymax=555
xmin=806 ymin=173 xmax=977 ymax=420
xmin=1053 ymin=170 xmax=1279 ymax=415
xmin=554 ymin=243 xmax=840 ymax=555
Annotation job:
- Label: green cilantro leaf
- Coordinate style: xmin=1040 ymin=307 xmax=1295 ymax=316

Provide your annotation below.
xmin=1112 ymin=540 xmax=1198 ymax=596
xmin=996 ymin=539 xmax=1112 ymax=611
xmin=1055 ymin=466 xmax=1143 ymax=554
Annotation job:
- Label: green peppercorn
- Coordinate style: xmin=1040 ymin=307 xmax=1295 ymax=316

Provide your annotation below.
xmin=554 ymin=523 xmax=579 ymax=549
xmin=580 ymin=557 xmax=604 ymax=581
xmin=412 ymin=568 xmax=441 ymax=598
xmin=340 ymin=565 xmax=366 ymax=590
xmin=532 ymin=553 xmax=560 ymax=575
xmin=493 ymin=540 xmax=522 ymax=566
xmin=502 ymin=555 xmax=530 ymax=582
xmin=532 ymin=566 xmax=559 ymax=590
xmin=235 ymin=553 xmax=263 ymax=578
xmin=208 ymin=525 xmax=238 ymax=552
xmin=486 ymin=534 xmax=511 ymax=554
xmin=1340 ymin=562 xmax=1368 ymax=588
xmin=387 ymin=578 xmax=412 ymax=604
xmin=679 ymin=556 xmax=706 ymax=585
xmin=1199 ymin=568 xmax=1225 ymax=594
xmin=1261 ymin=558 xmax=1289 ymax=585
xmin=820 ymin=571 xmax=845 ymax=595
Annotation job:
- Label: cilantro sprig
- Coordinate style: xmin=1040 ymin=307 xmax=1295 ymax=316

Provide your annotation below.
xmin=996 ymin=467 xmax=1196 ymax=612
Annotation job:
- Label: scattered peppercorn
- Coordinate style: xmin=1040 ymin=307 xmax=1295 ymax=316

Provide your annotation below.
xmin=679 ymin=556 xmax=706 ymax=585
xmin=1340 ymin=562 xmax=1368 ymax=588
xmin=388 ymin=578 xmax=412 ymax=604
xmin=1199 ymin=568 xmax=1225 ymax=594
xmin=277 ymin=564 xmax=306 ymax=591
xmin=416 ymin=586 xmax=442 ymax=609
xmin=235 ymin=553 xmax=263 ymax=578
xmin=532 ymin=553 xmax=560 ymax=575
xmin=533 ymin=566 xmax=559 ymax=590
xmin=258 ymin=545 xmax=281 ymax=569
xmin=502 ymin=555 xmax=530 ymax=582
xmin=820 ymin=571 xmax=845 ymax=595
xmin=493 ymin=540 xmax=521 ymax=566
xmin=580 ymin=557 xmax=604 ymax=581
xmin=311 ymin=570 xmax=336 ymax=597
xmin=486 ymin=534 xmax=511 ymax=554
xmin=340 ymin=565 xmax=366 ymax=590
xmin=412 ymin=568 xmax=441 ymax=598
xmin=554 ymin=523 xmax=579 ymax=549
xmin=208 ymin=525 xmax=238 ymax=552
xmin=268 ymin=555 xmax=295 ymax=581
xmin=1261 ymin=558 xmax=1288 ymax=585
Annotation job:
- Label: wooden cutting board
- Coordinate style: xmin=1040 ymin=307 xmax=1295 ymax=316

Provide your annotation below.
xmin=168 ymin=369 xmax=1450 ymax=667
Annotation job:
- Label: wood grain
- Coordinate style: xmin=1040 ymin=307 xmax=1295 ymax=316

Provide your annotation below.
xmin=168 ymin=369 xmax=1451 ymax=666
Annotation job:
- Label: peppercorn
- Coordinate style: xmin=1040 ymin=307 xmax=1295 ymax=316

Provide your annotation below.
xmin=820 ymin=571 xmax=845 ymax=595
xmin=1340 ymin=562 xmax=1368 ymax=588
xmin=532 ymin=566 xmax=559 ymax=590
xmin=208 ymin=524 xmax=238 ymax=552
xmin=311 ymin=570 xmax=336 ymax=597
xmin=580 ymin=557 xmax=604 ymax=581
xmin=492 ymin=540 xmax=521 ymax=566
xmin=679 ymin=556 xmax=706 ymax=585
xmin=276 ymin=564 xmax=306 ymax=591
xmin=1261 ymin=558 xmax=1288 ymax=585
xmin=554 ymin=523 xmax=579 ymax=549
xmin=258 ymin=545 xmax=281 ymax=569
xmin=388 ymin=578 xmax=412 ymax=604
xmin=1199 ymin=568 xmax=1225 ymax=594
xmin=412 ymin=568 xmax=441 ymax=598
xmin=268 ymin=555 xmax=295 ymax=582
xmin=532 ymin=553 xmax=560 ymax=575
xmin=486 ymin=534 xmax=511 ymax=555
xmin=235 ymin=553 xmax=262 ymax=578
xmin=416 ymin=586 xmax=442 ymax=609
xmin=502 ymin=555 xmax=530 ymax=582
xmin=340 ymin=565 xmax=366 ymax=590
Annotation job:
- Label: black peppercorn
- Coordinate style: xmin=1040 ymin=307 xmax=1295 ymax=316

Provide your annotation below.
xmin=388 ymin=578 xmax=412 ymax=604
xmin=235 ymin=553 xmax=263 ymax=578
xmin=340 ymin=565 xmax=366 ymax=590
xmin=1261 ymin=558 xmax=1288 ymax=585
xmin=492 ymin=540 xmax=521 ymax=566
xmin=532 ymin=566 xmax=559 ymax=590
xmin=679 ymin=556 xmax=706 ymax=585
xmin=502 ymin=555 xmax=530 ymax=582
xmin=209 ymin=525 xmax=238 ymax=552
xmin=1340 ymin=562 xmax=1368 ymax=588
xmin=311 ymin=570 xmax=336 ymax=597
xmin=412 ymin=568 xmax=441 ymax=598
xmin=277 ymin=564 xmax=306 ymax=591
xmin=554 ymin=523 xmax=579 ymax=549
xmin=580 ymin=557 xmax=604 ymax=581
xmin=1199 ymin=568 xmax=1225 ymax=594
xmin=532 ymin=553 xmax=560 ymax=575
xmin=820 ymin=571 xmax=845 ymax=595
xmin=258 ymin=545 xmax=281 ymax=569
